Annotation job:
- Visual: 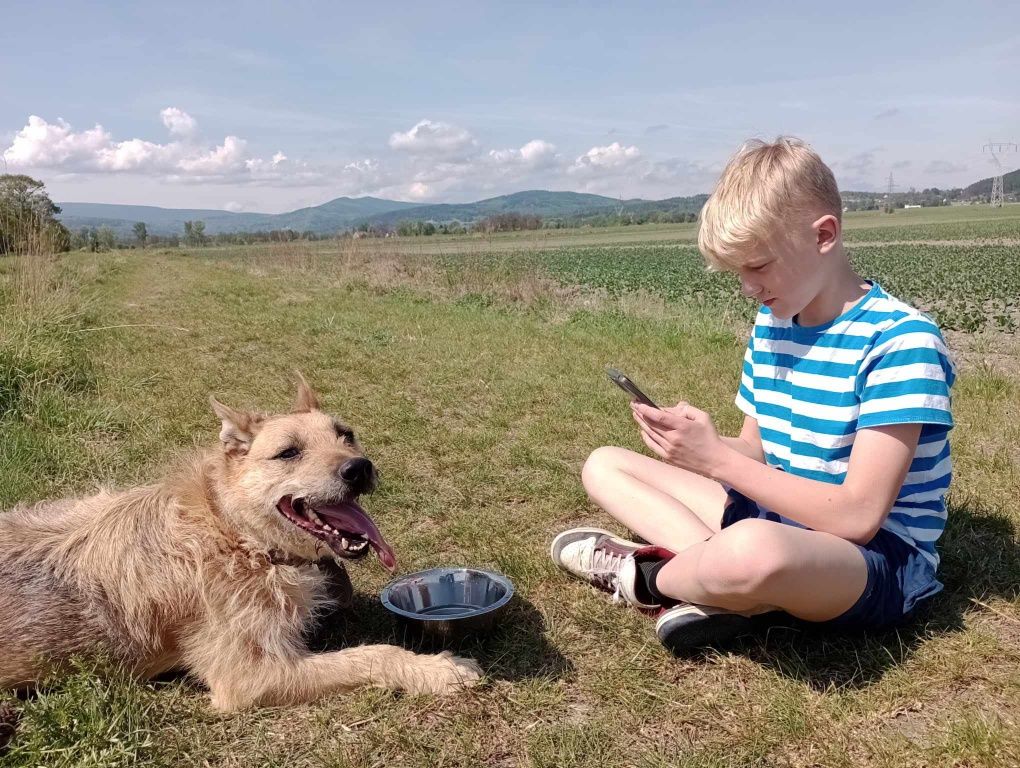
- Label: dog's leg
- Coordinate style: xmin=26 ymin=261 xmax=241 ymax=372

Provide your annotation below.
xmin=199 ymin=644 xmax=481 ymax=711
xmin=318 ymin=560 xmax=353 ymax=610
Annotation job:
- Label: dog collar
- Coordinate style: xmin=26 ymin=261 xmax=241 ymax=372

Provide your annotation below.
xmin=266 ymin=549 xmax=317 ymax=567
xmin=265 ymin=546 xmax=332 ymax=567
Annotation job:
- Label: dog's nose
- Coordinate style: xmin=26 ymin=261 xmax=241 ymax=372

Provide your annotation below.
xmin=339 ymin=457 xmax=374 ymax=487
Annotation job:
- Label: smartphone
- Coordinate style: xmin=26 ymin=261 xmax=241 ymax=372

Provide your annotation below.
xmin=606 ymin=367 xmax=659 ymax=409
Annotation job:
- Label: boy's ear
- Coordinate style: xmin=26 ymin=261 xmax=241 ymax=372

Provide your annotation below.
xmin=814 ymin=214 xmax=840 ymax=252
xmin=292 ymin=370 xmax=320 ymax=413
xmin=210 ymin=396 xmax=263 ymax=457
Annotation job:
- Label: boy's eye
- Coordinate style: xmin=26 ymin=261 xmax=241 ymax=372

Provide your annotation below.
xmin=273 ymin=447 xmax=301 ymax=460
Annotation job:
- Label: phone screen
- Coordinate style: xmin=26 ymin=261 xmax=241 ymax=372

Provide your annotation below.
xmin=606 ymin=368 xmax=659 ymax=409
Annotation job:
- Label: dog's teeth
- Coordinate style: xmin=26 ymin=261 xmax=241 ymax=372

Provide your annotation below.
xmin=307 ymin=510 xmax=324 ymax=526
xmin=341 ymin=537 xmax=350 ymax=549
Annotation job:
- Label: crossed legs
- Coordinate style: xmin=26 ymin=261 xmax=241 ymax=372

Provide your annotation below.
xmin=580 ymin=446 xmax=868 ymax=622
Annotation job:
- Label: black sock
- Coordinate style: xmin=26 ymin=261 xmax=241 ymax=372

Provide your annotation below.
xmin=636 ymin=558 xmax=679 ymax=607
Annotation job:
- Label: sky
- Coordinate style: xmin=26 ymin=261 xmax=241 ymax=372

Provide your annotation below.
xmin=2 ymin=2 xmax=1017 ymax=213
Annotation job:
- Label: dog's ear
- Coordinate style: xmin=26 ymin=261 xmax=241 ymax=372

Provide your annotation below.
xmin=210 ymin=396 xmax=263 ymax=457
xmin=292 ymin=371 xmax=320 ymax=413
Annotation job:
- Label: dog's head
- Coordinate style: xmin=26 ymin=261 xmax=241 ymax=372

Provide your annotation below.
xmin=208 ymin=373 xmax=396 ymax=571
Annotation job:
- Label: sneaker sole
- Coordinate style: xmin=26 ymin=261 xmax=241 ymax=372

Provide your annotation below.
xmin=549 ymin=527 xmax=615 ymax=573
xmin=655 ymin=608 xmax=753 ymax=654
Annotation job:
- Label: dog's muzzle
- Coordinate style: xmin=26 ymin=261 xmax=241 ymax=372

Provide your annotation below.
xmin=276 ymin=495 xmax=396 ymax=572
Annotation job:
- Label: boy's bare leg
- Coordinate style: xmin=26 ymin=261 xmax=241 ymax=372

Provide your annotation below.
xmin=581 ymin=446 xmax=727 ymax=552
xmin=655 ymin=518 xmax=869 ymax=621
xmin=580 ymin=446 xmax=867 ymax=621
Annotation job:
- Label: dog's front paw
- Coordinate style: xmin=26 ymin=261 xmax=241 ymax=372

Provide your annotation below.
xmin=402 ymin=651 xmax=482 ymax=695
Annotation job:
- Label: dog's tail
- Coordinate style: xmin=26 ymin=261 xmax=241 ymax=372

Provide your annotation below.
xmin=0 ymin=700 xmax=20 ymax=754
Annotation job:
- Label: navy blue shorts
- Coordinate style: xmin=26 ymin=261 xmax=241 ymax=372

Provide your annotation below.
xmin=721 ymin=488 xmax=943 ymax=631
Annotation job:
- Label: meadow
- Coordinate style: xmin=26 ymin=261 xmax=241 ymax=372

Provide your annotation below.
xmin=0 ymin=205 xmax=1018 ymax=767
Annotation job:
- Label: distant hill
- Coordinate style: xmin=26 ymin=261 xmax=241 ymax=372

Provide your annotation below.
xmin=357 ymin=190 xmax=630 ymax=229
xmin=56 ymin=166 xmax=1018 ymax=239
xmin=56 ymin=190 xmax=699 ymax=237
xmin=964 ymin=167 xmax=1020 ymax=197
xmin=56 ymin=197 xmax=419 ymax=237
xmin=360 ymin=190 xmax=709 ymax=228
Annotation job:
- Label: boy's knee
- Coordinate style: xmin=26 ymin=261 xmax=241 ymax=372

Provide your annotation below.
xmin=580 ymin=446 xmax=629 ymax=492
xmin=698 ymin=519 xmax=791 ymax=597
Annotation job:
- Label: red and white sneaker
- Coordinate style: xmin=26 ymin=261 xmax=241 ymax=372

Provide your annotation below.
xmin=550 ymin=527 xmax=674 ymax=612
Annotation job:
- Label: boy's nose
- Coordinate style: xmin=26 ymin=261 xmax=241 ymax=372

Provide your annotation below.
xmin=739 ymin=277 xmax=761 ymax=298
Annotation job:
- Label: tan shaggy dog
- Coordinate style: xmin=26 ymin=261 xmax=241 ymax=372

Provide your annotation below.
xmin=0 ymin=376 xmax=481 ymax=711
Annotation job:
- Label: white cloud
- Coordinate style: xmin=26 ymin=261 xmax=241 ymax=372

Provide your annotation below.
xmin=389 ymin=119 xmax=477 ymax=159
xmin=160 ymin=107 xmax=197 ymax=137
xmin=640 ymin=157 xmax=717 ymax=189
xmin=95 ymin=138 xmax=173 ymax=171
xmin=569 ymin=142 xmax=642 ymax=175
xmin=179 ymin=135 xmax=247 ymax=174
xmin=3 ymin=116 xmax=112 ymax=167
xmin=2 ymin=110 xmax=324 ymax=187
xmin=488 ymin=139 xmax=557 ymax=169
xmin=223 ymin=201 xmax=244 ymax=212
xmin=4 ymin=112 xmax=721 ymax=203
xmin=336 ymin=158 xmax=392 ymax=190
xmin=407 ymin=182 xmax=431 ymax=199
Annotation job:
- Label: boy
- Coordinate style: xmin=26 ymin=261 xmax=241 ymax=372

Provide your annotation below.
xmin=551 ymin=137 xmax=955 ymax=653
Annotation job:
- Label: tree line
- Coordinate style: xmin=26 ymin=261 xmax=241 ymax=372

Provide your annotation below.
xmin=6 ymin=172 xmax=1014 ymax=254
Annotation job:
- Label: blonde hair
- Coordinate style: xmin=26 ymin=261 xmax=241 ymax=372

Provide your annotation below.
xmin=697 ymin=137 xmax=842 ymax=270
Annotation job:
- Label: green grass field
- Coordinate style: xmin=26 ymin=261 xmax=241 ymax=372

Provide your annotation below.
xmin=325 ymin=202 xmax=1020 ymax=255
xmin=1 ymin=211 xmax=1018 ymax=767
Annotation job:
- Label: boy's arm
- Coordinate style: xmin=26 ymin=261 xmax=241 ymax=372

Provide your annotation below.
xmin=720 ymin=416 xmax=765 ymax=463
xmin=632 ymin=403 xmax=921 ymax=545
xmin=714 ymin=422 xmax=921 ymax=544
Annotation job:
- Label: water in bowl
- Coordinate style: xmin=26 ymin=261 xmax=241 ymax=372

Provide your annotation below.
xmin=417 ymin=603 xmax=477 ymax=617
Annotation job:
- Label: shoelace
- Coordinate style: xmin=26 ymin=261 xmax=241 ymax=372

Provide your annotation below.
xmin=582 ymin=541 xmax=627 ymax=602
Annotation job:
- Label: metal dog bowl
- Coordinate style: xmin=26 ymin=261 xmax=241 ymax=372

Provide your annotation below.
xmin=380 ymin=567 xmax=514 ymax=640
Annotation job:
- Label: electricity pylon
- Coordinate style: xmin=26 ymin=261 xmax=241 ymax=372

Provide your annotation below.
xmin=983 ymin=141 xmax=1017 ymax=207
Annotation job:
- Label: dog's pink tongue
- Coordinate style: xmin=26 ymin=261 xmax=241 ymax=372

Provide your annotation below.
xmin=317 ymin=501 xmax=397 ymax=572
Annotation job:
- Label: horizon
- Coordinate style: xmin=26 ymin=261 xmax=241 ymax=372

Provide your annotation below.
xmin=3 ymin=2 xmax=1017 ymax=214
xmin=52 ymin=174 xmax=1011 ymax=218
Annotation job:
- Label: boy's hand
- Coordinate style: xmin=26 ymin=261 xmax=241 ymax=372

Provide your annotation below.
xmin=631 ymin=401 xmax=727 ymax=477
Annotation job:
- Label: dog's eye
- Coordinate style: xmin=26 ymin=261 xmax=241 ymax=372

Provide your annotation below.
xmin=335 ymin=425 xmax=355 ymax=444
xmin=273 ymin=447 xmax=301 ymax=460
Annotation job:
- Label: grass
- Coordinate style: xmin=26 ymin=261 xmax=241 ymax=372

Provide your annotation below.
xmin=1 ymin=224 xmax=1018 ymax=767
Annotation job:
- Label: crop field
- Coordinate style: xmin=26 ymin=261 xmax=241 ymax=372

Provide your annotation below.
xmin=1 ymin=206 xmax=1018 ymax=767
xmin=337 ymin=203 xmax=1020 ymax=256
xmin=468 ymin=242 xmax=1019 ymax=333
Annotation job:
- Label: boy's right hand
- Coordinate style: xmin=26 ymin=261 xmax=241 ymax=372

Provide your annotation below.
xmin=631 ymin=400 xmax=728 ymax=479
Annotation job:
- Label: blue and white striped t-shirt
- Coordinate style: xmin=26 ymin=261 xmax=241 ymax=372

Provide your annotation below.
xmin=735 ymin=281 xmax=955 ymax=569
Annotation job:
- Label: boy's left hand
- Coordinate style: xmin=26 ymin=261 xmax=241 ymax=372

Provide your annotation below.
xmin=631 ymin=402 xmax=726 ymax=477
